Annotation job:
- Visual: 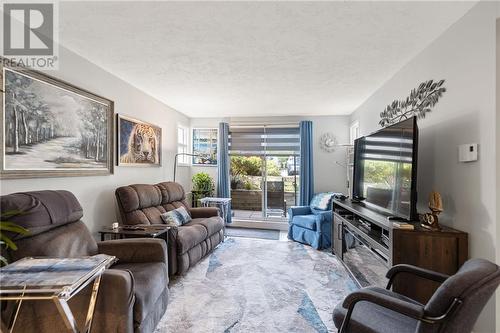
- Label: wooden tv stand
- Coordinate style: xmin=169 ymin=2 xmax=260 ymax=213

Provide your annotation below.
xmin=332 ymin=199 xmax=468 ymax=303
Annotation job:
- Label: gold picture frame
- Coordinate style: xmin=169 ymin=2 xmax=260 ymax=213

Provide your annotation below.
xmin=117 ymin=114 xmax=162 ymax=167
xmin=1 ymin=64 xmax=114 ymax=179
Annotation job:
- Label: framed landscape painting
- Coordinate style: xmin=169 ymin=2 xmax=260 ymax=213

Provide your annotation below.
xmin=1 ymin=65 xmax=114 ymax=179
xmin=192 ymin=128 xmax=218 ymax=165
xmin=117 ymin=115 xmax=162 ymax=167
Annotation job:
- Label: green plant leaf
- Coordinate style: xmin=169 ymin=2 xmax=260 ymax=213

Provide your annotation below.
xmin=0 ymin=255 xmax=8 ymax=266
xmin=0 ymin=210 xmax=23 ymax=219
xmin=192 ymin=172 xmax=215 ymax=192
xmin=1 ymin=234 xmax=18 ymax=250
xmin=0 ymin=223 xmax=29 ymax=234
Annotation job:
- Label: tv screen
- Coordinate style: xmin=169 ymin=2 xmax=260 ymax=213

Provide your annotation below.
xmin=353 ymin=117 xmax=418 ymax=220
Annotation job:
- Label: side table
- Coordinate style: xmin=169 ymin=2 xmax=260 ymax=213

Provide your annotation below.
xmin=199 ymin=197 xmax=231 ymax=237
xmin=0 ymin=254 xmax=115 ymax=333
xmin=98 ymin=225 xmax=170 ymax=242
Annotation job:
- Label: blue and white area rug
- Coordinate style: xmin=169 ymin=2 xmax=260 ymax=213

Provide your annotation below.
xmin=155 ymin=237 xmax=357 ymax=333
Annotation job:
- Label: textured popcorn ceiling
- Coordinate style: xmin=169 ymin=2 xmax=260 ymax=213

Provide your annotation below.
xmin=59 ymin=1 xmax=476 ymax=118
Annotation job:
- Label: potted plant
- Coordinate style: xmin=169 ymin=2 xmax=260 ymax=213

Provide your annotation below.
xmin=192 ymin=172 xmax=215 ymax=207
xmin=0 ymin=211 xmax=30 ymax=266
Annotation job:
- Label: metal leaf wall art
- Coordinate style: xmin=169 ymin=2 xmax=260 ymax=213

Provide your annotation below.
xmin=379 ymin=79 xmax=446 ymax=127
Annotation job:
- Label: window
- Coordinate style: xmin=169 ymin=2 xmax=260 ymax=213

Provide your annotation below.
xmin=177 ymin=125 xmax=189 ymax=164
xmin=350 ymin=121 xmax=360 ymax=145
xmin=192 ymin=128 xmax=218 ymax=165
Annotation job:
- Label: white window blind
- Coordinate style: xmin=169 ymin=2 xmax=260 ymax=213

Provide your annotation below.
xmin=229 ymin=126 xmax=300 ymax=156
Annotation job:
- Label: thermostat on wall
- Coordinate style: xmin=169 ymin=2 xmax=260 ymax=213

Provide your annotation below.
xmin=458 ymin=143 xmax=478 ymax=162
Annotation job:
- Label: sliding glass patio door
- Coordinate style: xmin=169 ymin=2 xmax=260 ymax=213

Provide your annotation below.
xmin=263 ymin=155 xmax=299 ymax=220
xmin=229 ymin=126 xmax=300 ymax=222
xmin=230 ymin=154 xmax=264 ymax=220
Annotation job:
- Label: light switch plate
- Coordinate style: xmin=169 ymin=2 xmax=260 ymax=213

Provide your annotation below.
xmin=458 ymin=144 xmax=478 ymax=162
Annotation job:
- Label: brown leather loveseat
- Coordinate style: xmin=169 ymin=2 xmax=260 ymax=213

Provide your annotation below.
xmin=0 ymin=190 xmax=168 ymax=333
xmin=115 ymin=181 xmax=224 ymax=275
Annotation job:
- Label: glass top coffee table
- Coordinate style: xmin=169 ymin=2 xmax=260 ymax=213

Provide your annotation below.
xmin=0 ymin=254 xmax=115 ymax=333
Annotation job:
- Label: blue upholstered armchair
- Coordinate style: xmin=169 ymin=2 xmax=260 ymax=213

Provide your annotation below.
xmin=287 ymin=193 xmax=339 ymax=250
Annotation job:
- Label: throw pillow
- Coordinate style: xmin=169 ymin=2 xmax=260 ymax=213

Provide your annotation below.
xmin=161 ymin=206 xmax=192 ymax=226
xmin=161 ymin=210 xmax=183 ymax=226
xmin=176 ymin=206 xmax=192 ymax=224
xmin=310 ymin=192 xmax=335 ymax=210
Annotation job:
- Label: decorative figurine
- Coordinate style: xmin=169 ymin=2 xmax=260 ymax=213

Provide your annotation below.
xmin=421 ymin=191 xmax=443 ymax=230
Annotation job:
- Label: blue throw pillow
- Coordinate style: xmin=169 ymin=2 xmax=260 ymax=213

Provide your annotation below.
xmin=161 ymin=207 xmax=192 ymax=226
xmin=310 ymin=192 xmax=335 ymax=210
xmin=176 ymin=206 xmax=192 ymax=224
xmin=161 ymin=210 xmax=182 ymax=226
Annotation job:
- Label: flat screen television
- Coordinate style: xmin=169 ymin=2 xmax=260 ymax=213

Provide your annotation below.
xmin=352 ymin=116 xmax=418 ymax=221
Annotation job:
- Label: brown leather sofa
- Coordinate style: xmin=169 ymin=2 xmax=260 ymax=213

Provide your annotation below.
xmin=115 ymin=181 xmax=224 ymax=275
xmin=0 ymin=190 xmax=168 ymax=333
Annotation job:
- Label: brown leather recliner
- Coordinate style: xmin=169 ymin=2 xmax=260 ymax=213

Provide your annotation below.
xmin=115 ymin=181 xmax=224 ymax=275
xmin=0 ymin=190 xmax=168 ymax=333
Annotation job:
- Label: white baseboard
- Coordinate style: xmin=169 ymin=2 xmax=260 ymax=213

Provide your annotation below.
xmin=229 ymin=220 xmax=288 ymax=231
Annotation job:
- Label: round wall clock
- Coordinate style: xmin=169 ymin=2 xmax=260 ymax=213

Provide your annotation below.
xmin=319 ymin=133 xmax=337 ymax=152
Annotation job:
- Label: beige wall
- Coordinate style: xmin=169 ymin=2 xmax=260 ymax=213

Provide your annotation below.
xmin=0 ymin=45 xmax=191 ymax=236
xmin=350 ymin=3 xmax=498 ymax=331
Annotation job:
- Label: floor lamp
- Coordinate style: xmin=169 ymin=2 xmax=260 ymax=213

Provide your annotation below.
xmin=173 ymin=153 xmax=204 ymax=182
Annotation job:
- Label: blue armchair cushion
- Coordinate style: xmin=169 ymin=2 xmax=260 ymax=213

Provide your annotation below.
xmin=310 ymin=192 xmax=335 ymax=210
xmin=291 ymin=214 xmax=317 ymax=231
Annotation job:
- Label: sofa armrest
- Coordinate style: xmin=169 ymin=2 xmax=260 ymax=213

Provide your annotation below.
xmin=386 ymin=264 xmax=449 ymax=289
xmin=99 ymin=269 xmax=135 ymax=314
xmin=340 ymin=288 xmax=425 ymax=332
xmin=98 ymin=238 xmax=167 ymax=264
xmin=288 ymin=206 xmax=312 ymax=219
xmin=189 ymin=207 xmax=220 ymax=218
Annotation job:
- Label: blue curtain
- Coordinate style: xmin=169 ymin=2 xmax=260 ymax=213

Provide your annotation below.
xmin=217 ymin=122 xmax=232 ymax=223
xmin=299 ymin=121 xmax=314 ymax=206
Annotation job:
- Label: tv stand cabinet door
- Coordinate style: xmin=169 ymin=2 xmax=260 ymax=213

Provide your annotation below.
xmin=391 ymin=229 xmax=468 ymax=304
xmin=333 ymin=216 xmax=343 ymax=258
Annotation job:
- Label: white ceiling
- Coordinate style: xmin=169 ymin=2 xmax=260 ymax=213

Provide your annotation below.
xmin=59 ymin=1 xmax=476 ymax=118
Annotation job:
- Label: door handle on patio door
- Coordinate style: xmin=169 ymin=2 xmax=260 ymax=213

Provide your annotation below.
xmin=337 ymin=223 xmax=342 ymax=240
